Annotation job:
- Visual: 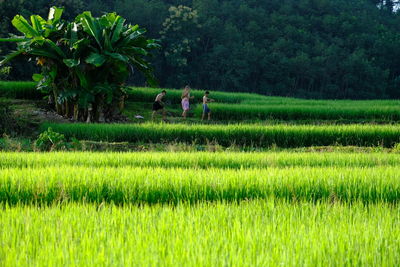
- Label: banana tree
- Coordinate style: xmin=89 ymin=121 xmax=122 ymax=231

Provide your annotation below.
xmin=0 ymin=7 xmax=160 ymax=122
xmin=0 ymin=7 xmax=67 ymax=112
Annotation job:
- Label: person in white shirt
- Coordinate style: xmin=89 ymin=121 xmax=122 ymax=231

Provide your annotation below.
xmin=202 ymin=91 xmax=215 ymax=121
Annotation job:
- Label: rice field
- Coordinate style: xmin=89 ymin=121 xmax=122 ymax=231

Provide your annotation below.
xmin=1 ymin=201 xmax=400 ymax=266
xmin=129 ymin=87 xmax=400 ymax=122
xmin=194 ymin=103 xmax=400 ymax=121
xmin=2 ymin=81 xmax=400 ymax=265
xmin=1 ymin=151 xmax=400 ymax=169
xmin=3 ymin=163 xmax=400 ymax=205
xmin=1 ymin=152 xmax=400 ymax=266
xmin=42 ymin=122 xmax=400 ymax=148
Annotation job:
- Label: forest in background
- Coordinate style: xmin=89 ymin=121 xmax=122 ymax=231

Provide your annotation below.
xmin=1 ymin=0 xmax=400 ymax=99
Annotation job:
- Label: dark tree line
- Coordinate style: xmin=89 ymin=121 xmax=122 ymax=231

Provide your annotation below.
xmin=1 ymin=0 xmax=400 ymax=99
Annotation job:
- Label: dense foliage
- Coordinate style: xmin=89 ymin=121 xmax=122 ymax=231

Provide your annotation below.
xmin=0 ymin=7 xmax=159 ymax=122
xmin=1 ymin=0 xmax=400 ymax=99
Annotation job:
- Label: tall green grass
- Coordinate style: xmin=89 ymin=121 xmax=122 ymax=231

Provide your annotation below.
xmin=1 ymin=152 xmax=400 ymax=169
xmin=42 ymin=123 xmax=400 ymax=147
xmin=2 ymin=151 xmax=399 ymax=265
xmin=241 ymin=98 xmax=400 ymax=106
xmin=1 ymin=166 xmax=400 ymax=204
xmin=128 ymin=87 xmax=400 ymax=107
xmin=0 ymin=81 xmax=42 ymax=99
xmin=1 ymin=202 xmax=399 ymax=266
xmin=195 ymin=103 xmax=400 ymax=121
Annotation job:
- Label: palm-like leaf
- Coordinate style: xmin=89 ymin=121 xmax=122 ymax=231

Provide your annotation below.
xmin=48 ymin=7 xmax=64 ymax=23
xmin=78 ymin=12 xmax=103 ymax=49
xmin=86 ymin=52 xmax=107 ymax=67
xmin=0 ymin=37 xmax=29 ymax=42
xmin=12 ymin=15 xmax=39 ymax=38
xmin=0 ymin=50 xmax=24 ymax=66
xmin=111 ymin=16 xmax=126 ymax=45
xmin=30 ymin=15 xmax=47 ymax=34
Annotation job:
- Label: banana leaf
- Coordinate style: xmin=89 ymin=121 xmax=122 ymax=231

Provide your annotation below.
xmin=12 ymin=15 xmax=39 ymax=38
xmin=86 ymin=52 xmax=106 ymax=67
xmin=0 ymin=50 xmax=24 ymax=66
xmin=0 ymin=37 xmax=29 ymax=42
xmin=111 ymin=16 xmax=126 ymax=45
xmin=48 ymin=7 xmax=64 ymax=23
xmin=63 ymin=59 xmax=80 ymax=67
xmin=78 ymin=12 xmax=103 ymax=49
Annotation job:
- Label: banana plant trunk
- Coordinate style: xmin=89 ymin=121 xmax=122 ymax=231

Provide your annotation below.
xmin=52 ymin=88 xmax=62 ymax=115
xmin=73 ymin=104 xmax=79 ymax=121
xmin=119 ymin=96 xmax=125 ymax=111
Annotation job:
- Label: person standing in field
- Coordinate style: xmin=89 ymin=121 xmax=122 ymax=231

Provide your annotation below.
xmin=152 ymin=90 xmax=167 ymax=121
xmin=181 ymin=85 xmax=194 ymax=119
xmin=202 ymin=91 xmax=215 ymax=121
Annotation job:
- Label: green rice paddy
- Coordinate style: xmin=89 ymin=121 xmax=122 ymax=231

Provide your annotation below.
xmin=1 ymin=201 xmax=399 ymax=266
xmin=42 ymin=122 xmax=400 ymax=148
xmin=2 ymin=81 xmax=400 ymax=266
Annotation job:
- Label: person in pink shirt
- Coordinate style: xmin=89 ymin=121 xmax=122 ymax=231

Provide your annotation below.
xmin=181 ymin=85 xmax=194 ymax=119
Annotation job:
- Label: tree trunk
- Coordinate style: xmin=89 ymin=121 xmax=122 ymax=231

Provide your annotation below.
xmin=95 ymin=95 xmax=105 ymax=123
xmin=52 ymin=89 xmax=62 ymax=115
xmin=119 ymin=96 xmax=125 ymax=111
xmin=65 ymin=101 xmax=69 ymax=118
xmin=73 ymin=104 xmax=79 ymax=121
xmin=86 ymin=104 xmax=92 ymax=123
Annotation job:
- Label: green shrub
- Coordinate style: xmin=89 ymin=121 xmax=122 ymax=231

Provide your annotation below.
xmin=0 ymin=66 xmax=11 ymax=79
xmin=35 ymin=128 xmax=67 ymax=151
